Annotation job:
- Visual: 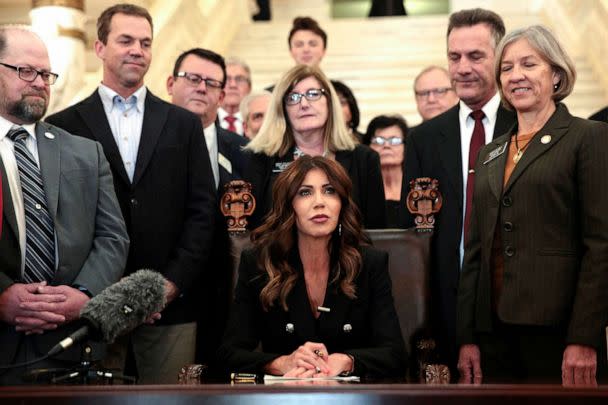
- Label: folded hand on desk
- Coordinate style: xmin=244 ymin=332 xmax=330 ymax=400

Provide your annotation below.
xmin=264 ymin=341 xmax=354 ymax=377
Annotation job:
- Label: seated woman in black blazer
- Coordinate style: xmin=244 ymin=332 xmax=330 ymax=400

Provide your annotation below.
xmin=244 ymin=64 xmax=386 ymax=230
xmin=218 ymin=156 xmax=406 ymax=378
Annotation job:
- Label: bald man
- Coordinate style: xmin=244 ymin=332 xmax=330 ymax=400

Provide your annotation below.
xmin=413 ymin=66 xmax=459 ymax=122
xmin=0 ymin=27 xmax=128 ymax=384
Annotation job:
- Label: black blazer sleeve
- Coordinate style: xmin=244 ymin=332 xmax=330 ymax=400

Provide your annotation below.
xmin=345 ymin=248 xmax=407 ymax=377
xmin=216 ymin=249 xmax=282 ymax=373
xmin=161 ymin=113 xmax=217 ymax=292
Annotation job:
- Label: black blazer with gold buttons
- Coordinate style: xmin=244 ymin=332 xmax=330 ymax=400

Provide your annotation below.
xmin=457 ymin=104 xmax=608 ymax=349
xmin=217 ymin=246 xmax=407 ymax=377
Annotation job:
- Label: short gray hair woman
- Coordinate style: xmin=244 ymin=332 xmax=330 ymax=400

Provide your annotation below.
xmin=457 ymin=25 xmax=608 ymax=386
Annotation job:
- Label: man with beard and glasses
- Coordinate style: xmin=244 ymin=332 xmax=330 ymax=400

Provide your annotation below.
xmin=46 ymin=3 xmax=216 ymax=384
xmin=0 ymin=26 xmax=128 ymax=385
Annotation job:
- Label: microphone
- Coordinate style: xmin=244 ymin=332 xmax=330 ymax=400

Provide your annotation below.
xmin=47 ymin=269 xmax=166 ymax=357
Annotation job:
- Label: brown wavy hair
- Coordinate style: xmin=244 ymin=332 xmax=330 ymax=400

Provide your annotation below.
xmin=252 ymin=156 xmax=368 ymax=311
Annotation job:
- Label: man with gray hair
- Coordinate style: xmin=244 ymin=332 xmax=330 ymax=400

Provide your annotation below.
xmin=404 ymin=8 xmax=516 ymax=380
xmin=218 ymin=57 xmax=251 ymax=136
xmin=240 ymin=90 xmax=271 ymax=139
xmin=413 ymin=65 xmax=459 ymax=122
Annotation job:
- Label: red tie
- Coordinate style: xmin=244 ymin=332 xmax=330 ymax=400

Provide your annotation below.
xmin=464 ymin=110 xmax=486 ymax=242
xmin=224 ymin=115 xmax=237 ymax=133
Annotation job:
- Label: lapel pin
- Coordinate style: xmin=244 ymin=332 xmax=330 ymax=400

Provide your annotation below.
xmin=285 ymin=323 xmax=294 ymax=333
xmin=343 ymin=324 xmax=353 ymax=333
xmin=44 ymin=132 xmax=55 ymax=139
xmin=541 ymin=135 xmax=551 ymax=144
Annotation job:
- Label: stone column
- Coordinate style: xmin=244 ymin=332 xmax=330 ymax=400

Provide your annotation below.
xmin=30 ymin=0 xmax=86 ymax=113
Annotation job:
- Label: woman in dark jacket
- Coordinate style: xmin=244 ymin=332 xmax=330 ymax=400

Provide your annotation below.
xmin=457 ymin=25 xmax=608 ymax=386
xmin=245 ymin=65 xmax=386 ymax=230
xmin=218 ymin=156 xmax=406 ymax=378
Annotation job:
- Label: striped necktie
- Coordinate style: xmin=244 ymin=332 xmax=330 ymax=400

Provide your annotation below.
xmin=8 ymin=126 xmax=55 ymax=283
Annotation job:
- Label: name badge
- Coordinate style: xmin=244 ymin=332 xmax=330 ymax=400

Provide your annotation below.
xmin=272 ymin=161 xmax=292 ymax=173
xmin=483 ymin=142 xmax=507 ymax=164
xmin=218 ymin=153 xmax=232 ymax=174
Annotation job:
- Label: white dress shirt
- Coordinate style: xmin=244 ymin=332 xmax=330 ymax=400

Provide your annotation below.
xmin=217 ymin=107 xmax=244 ymax=136
xmin=458 ymin=92 xmax=502 ymax=266
xmin=98 ymin=84 xmax=147 ymax=182
xmin=204 ymin=123 xmax=220 ymax=189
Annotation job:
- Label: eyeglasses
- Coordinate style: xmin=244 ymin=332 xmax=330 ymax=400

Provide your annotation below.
xmin=285 ymin=88 xmax=325 ymax=106
xmin=0 ymin=62 xmax=58 ymax=85
xmin=226 ymin=75 xmax=250 ymax=85
xmin=415 ymin=87 xmax=453 ymax=99
xmin=176 ymin=72 xmax=223 ymax=89
xmin=371 ymin=136 xmax=403 ymax=146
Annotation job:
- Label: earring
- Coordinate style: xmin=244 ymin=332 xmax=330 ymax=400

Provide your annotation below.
xmin=338 ymin=223 xmax=342 ymax=236
xmin=554 ymin=83 xmax=558 ymax=90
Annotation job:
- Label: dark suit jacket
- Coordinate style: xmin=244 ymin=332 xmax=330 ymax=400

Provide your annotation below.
xmin=589 ymin=106 xmax=608 ymax=123
xmin=46 ymin=90 xmax=216 ymax=325
xmin=245 ymin=144 xmax=386 ymax=230
xmin=217 ymin=246 xmax=407 ymax=377
xmin=196 ymin=125 xmax=248 ymax=364
xmin=457 ymin=103 xmax=608 ymax=350
xmin=0 ymin=122 xmax=129 ymax=370
xmin=404 ymin=103 xmax=516 ymax=366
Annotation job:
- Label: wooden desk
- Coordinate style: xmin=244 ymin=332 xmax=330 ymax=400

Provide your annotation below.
xmin=1 ymin=384 xmax=607 ymax=405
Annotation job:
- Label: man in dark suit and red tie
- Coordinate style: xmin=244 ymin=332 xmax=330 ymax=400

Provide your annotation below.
xmin=0 ymin=26 xmax=128 ymax=384
xmin=46 ymin=4 xmax=216 ymax=383
xmin=404 ymin=8 xmax=516 ymax=377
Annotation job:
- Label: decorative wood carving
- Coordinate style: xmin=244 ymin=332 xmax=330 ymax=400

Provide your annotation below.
xmin=424 ymin=364 xmax=451 ymax=385
xmin=406 ymin=177 xmax=442 ymax=232
xmin=178 ymin=364 xmax=207 ymax=385
xmin=220 ymin=180 xmax=256 ymax=234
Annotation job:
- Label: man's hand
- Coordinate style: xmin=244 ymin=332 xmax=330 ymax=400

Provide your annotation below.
xmin=458 ymin=344 xmax=483 ymax=384
xmin=0 ymin=282 xmax=67 ymax=334
xmin=562 ymin=344 xmax=597 ymax=387
xmin=164 ymin=279 xmax=180 ymax=304
xmin=17 ymin=285 xmax=89 ymax=333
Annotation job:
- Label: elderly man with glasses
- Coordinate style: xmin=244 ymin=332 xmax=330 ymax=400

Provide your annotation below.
xmin=218 ymin=57 xmax=252 ymax=136
xmin=413 ymin=66 xmax=459 ymax=123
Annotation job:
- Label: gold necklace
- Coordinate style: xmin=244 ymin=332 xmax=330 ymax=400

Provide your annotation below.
xmin=513 ymin=133 xmax=532 ymax=164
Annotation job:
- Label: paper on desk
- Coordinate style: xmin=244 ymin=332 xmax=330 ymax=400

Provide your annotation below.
xmin=263 ymin=375 xmax=360 ymax=383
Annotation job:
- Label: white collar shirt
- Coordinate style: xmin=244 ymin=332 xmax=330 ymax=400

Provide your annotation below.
xmin=458 ymin=92 xmax=502 ymax=267
xmin=218 ymin=107 xmax=244 ymax=136
xmin=98 ymin=84 xmax=147 ymax=182
xmin=204 ymin=122 xmax=219 ymax=189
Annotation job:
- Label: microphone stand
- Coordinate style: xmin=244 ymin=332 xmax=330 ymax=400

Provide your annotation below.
xmin=22 ymin=344 xmax=136 ymax=385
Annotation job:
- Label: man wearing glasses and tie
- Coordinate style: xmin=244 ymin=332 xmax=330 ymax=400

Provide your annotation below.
xmin=0 ymin=26 xmax=128 ymax=384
